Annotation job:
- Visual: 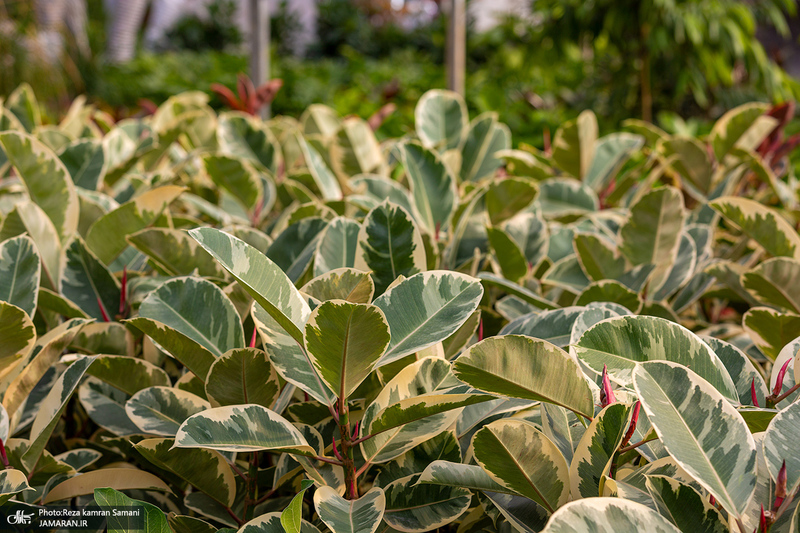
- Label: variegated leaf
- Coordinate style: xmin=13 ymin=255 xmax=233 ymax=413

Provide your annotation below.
xmin=398 ymin=141 xmax=457 ymax=235
xmin=0 ymin=469 xmax=33 ymax=504
xmin=301 ymin=268 xmax=375 ymax=304
xmin=314 ymin=216 xmax=360 ymax=276
xmin=743 ymin=307 xmax=800 ymax=360
xmin=540 ymin=497 xmax=681 ymax=533
xmin=453 ymin=335 xmax=594 ymax=419
xmin=126 ymin=386 xmax=210 ymax=437
xmin=305 ymin=300 xmax=390 ymax=400
xmin=243 ymin=511 xmax=321 ymax=533
xmin=174 ymin=404 xmax=315 ymax=454
xmin=417 ymin=460 xmax=509 ymax=494
xmin=205 ymin=348 xmax=280 ymax=408
xmin=645 ymin=475 xmax=728 ymax=533
xmin=354 ymin=201 xmax=426 ymax=296
xmin=127 ymin=228 xmax=227 ymax=278
xmin=373 ymin=271 xmax=483 ymax=366
xmin=314 ymin=486 xmax=385 ymax=533
xmin=382 ymin=474 xmax=470 ymax=532
xmin=0 ymin=301 xmax=35 ymax=385
xmin=474 ymin=419 xmax=569 ymax=512
xmin=763 ymin=398 xmax=800 ymax=497
xmin=86 ymin=355 xmax=171 ymax=396
xmin=135 ymin=438 xmax=236 ymax=507
xmin=60 ymin=235 xmax=120 ymax=321
xmin=710 ymin=197 xmax=800 ymax=260
xmin=190 ymin=227 xmax=311 ymax=344
xmin=703 ymin=337 xmax=767 ymax=406
xmin=94 ymin=487 xmax=171 ymax=533
xmin=415 ymin=89 xmax=468 ymax=151
xmin=0 ymin=131 xmax=78 ymax=243
xmin=569 ymin=403 xmax=632 ymax=499
xmin=742 ymin=257 xmax=800 ymax=313
xmin=0 ymin=235 xmax=40 ymax=317
xmin=574 ymin=315 xmax=738 ymax=401
xmin=633 ymin=361 xmax=756 ymax=519
xmin=500 ymin=307 xmax=585 ymax=348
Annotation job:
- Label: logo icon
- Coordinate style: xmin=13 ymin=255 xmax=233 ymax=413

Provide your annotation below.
xmin=6 ymin=510 xmax=34 ymax=525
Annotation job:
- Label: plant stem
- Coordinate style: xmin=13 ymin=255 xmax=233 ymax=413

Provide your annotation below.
xmin=314 ymin=455 xmax=344 ymax=466
xmin=337 ymin=398 xmax=359 ymax=499
xmin=243 ymin=451 xmax=259 ymax=521
xmin=772 ymin=382 xmax=800 ymax=405
xmin=618 ymin=435 xmax=659 ymax=454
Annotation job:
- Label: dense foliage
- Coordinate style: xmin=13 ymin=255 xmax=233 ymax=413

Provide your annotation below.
xmin=1 ymin=84 xmax=800 ymax=532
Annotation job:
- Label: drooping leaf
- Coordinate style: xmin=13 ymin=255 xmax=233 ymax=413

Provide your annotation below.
xmin=190 ymin=227 xmax=311 ymax=344
xmin=633 ymin=361 xmax=756 ymax=519
xmin=127 ymin=228 xmax=227 ymax=278
xmin=373 ymin=271 xmax=483 ymax=366
xmin=305 ymin=300 xmax=390 ymax=399
xmin=0 ymin=235 xmax=40 ymax=318
xmin=453 ymin=335 xmax=594 ymax=419
xmin=417 ymin=461 xmax=508 ymax=494
xmin=174 ymin=404 xmax=315 ymax=455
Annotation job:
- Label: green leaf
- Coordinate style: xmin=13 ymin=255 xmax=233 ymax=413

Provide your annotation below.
xmin=126 ymin=317 xmax=217 ymax=381
xmin=301 ymin=268 xmax=375 ymax=304
xmin=460 ymin=113 xmax=510 ymax=182
xmin=85 ymin=185 xmax=185 ymax=265
xmin=314 ymin=216 xmax=360 ymax=276
xmin=569 ymin=403 xmax=632 ymax=498
xmin=742 ymin=257 xmax=800 ymax=313
xmin=574 ymin=233 xmax=626 ymax=282
xmin=710 ymin=196 xmax=800 ymax=260
xmin=126 ymin=386 xmax=210 ymax=436
xmin=477 ymin=272 xmax=559 ymax=310
xmin=763 ymin=398 xmax=800 ymax=497
xmin=267 ymin=217 xmax=329 ymax=282
xmin=574 ymin=315 xmax=738 ymax=401
xmin=415 ymin=89 xmax=468 ymax=151
xmin=0 ymin=469 xmax=33 ymax=504
xmin=633 ymin=361 xmax=756 ymax=519
xmin=87 ymin=354 xmax=170 ymax=395
xmin=368 ymin=392 xmax=492 ymax=436
xmin=135 ymin=437 xmax=236 ymax=507
xmin=313 ymin=486 xmax=385 ymax=533
xmin=383 ymin=474 xmax=471 ymax=532
xmin=79 ymin=377 xmax=141 ymax=436
xmin=645 ymin=475 xmax=728 ymax=533
xmin=540 ymin=403 xmax=586 ymax=465
xmin=94 ymin=487 xmax=170 ymax=533
xmin=298 ymin=135 xmax=342 ymax=201
xmin=373 ymin=271 xmax=483 ymax=366
xmin=486 ymin=226 xmax=528 ymax=282
xmin=354 ymin=200 xmax=426 ymax=296
xmin=243 ymin=512 xmax=321 ymax=533
xmin=398 ymin=141 xmax=457 ymax=237
xmin=60 ymin=235 xmax=120 ymax=321
xmin=537 ymin=178 xmax=599 ymax=220
xmin=205 ymin=348 xmax=280 ymax=408
xmin=305 ymin=300 xmax=390 ymax=400
xmin=281 ymin=479 xmax=314 ymax=533
xmin=552 ymin=110 xmax=598 ymax=180
xmin=0 ymin=235 xmax=40 ymax=318
xmin=453 ymin=335 xmax=594 ymax=419
xmin=540 ymin=498 xmax=681 ymax=533
xmin=58 ymin=138 xmax=105 ymax=190
xmin=138 ymin=276 xmax=244 ymax=358
xmin=333 ymin=117 xmax=384 ymax=177
xmin=742 ymin=307 xmax=800 ymax=360
xmin=659 ymin=137 xmax=714 ymax=194
xmin=174 ymin=404 xmax=315 ymax=454
xmin=22 ymin=355 xmax=95 ymax=470
xmin=485 ymin=178 xmax=538 ymax=226
xmin=6 ymin=83 xmax=41 ymax=132
xmin=190 ymin=227 xmax=311 ymax=345
xmin=619 ymin=186 xmax=685 ymax=290
xmin=703 ymin=337 xmax=767 ymax=406
xmin=0 ymin=201 xmax=61 ymax=290
xmin=128 ymin=228 xmax=227 ymax=278
xmin=473 ymin=419 xmax=569 ymax=512
xmin=575 ymin=280 xmax=641 ymax=312
xmin=204 ymin=155 xmax=264 ymax=212
xmin=501 ymin=307 xmax=585 ymax=348
xmin=0 ymin=131 xmax=78 ymax=243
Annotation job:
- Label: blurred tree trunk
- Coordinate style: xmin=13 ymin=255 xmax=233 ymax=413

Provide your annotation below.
xmin=105 ymin=0 xmax=149 ymax=63
xmin=34 ymin=0 xmax=90 ymax=57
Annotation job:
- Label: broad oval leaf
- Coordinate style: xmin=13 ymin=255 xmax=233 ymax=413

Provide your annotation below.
xmin=382 ymin=474 xmax=470 ymax=532
xmin=138 ymin=276 xmax=244 ymax=358
xmin=414 ymin=89 xmax=468 ymax=151
xmin=314 ymin=216 xmax=360 ymax=276
xmin=314 ymin=486 xmax=385 ymax=533
xmin=633 ymin=361 xmax=756 ymax=519
xmin=417 ymin=460 xmax=508 ymax=494
xmin=574 ymin=315 xmax=738 ymax=401
xmin=742 ymin=257 xmax=800 ymax=313
xmin=301 ymin=268 xmax=375 ymax=304
xmin=398 ymin=141 xmax=457 ymax=235
xmin=473 ymin=419 xmax=569 ymax=512
xmin=94 ymin=487 xmax=171 ymax=533
xmin=126 ymin=386 xmax=210 ymax=437
xmin=374 ymin=271 xmax=483 ymax=366
xmin=60 ymin=235 xmax=120 ymax=321
xmin=0 ymin=302 xmax=35 ymax=381
xmin=743 ymin=307 xmax=800 ymax=360
xmin=174 ymin=404 xmax=314 ymax=454
xmin=762 ymin=398 xmax=800 ymax=497
xmin=453 ymin=335 xmax=594 ymax=419
xmin=205 ymin=348 xmax=280 ymax=408
xmin=710 ymin=196 xmax=800 ymax=260
xmin=645 ymin=475 xmax=728 ymax=533
xmin=501 ymin=307 xmax=585 ymax=348
xmin=243 ymin=512 xmax=321 ymax=533
xmin=127 ymin=228 xmax=226 ymax=278
xmin=540 ymin=497 xmax=681 ymax=533
xmin=304 ymin=300 xmax=390 ymax=400
xmin=44 ymin=468 xmax=172 ymax=504
xmin=189 ymin=227 xmax=311 ymax=344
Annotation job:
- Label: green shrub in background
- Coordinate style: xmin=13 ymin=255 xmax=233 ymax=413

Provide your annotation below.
xmin=1 ymin=84 xmax=800 ymax=532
